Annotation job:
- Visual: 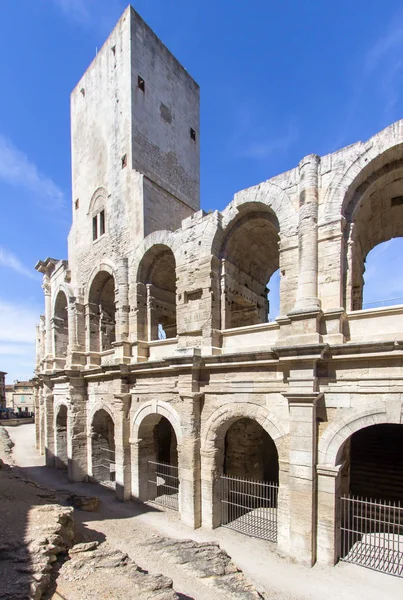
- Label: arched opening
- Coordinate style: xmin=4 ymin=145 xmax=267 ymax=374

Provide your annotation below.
xmin=343 ymin=147 xmax=403 ymax=310
xmin=220 ymin=206 xmax=280 ymax=328
xmin=220 ymin=417 xmax=279 ymax=541
xmin=137 ymin=245 xmax=177 ymax=341
xmin=338 ymin=424 xmax=403 ymax=574
xmin=91 ymin=409 xmax=115 ymax=487
xmin=54 ymin=291 xmax=68 ymax=360
xmin=55 ymin=404 xmax=68 ymax=471
xmin=88 ymin=271 xmax=116 ymax=352
xmin=362 ymin=239 xmax=403 ymax=309
xmin=137 ymin=414 xmax=179 ymax=510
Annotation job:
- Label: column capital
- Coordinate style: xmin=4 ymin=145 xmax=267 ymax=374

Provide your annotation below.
xmin=284 ymin=392 xmax=323 ymax=407
xmin=317 ymin=462 xmax=344 ymax=478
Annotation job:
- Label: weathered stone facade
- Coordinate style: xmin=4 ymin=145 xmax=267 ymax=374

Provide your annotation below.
xmin=36 ymin=6 xmax=403 ymax=569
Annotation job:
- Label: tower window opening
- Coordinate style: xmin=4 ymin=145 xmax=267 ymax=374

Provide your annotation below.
xmin=99 ymin=210 xmax=105 ymax=236
xmin=190 ymin=128 xmax=196 ymax=141
xmin=138 ymin=75 xmax=145 ymax=92
xmin=92 ymin=216 xmax=98 ymax=241
xmin=121 ymin=154 xmax=127 ymax=169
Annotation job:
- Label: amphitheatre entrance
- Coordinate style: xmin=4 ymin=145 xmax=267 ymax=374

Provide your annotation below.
xmin=138 ymin=414 xmax=179 ymax=511
xmin=220 ymin=418 xmax=279 ymax=542
xmin=91 ymin=409 xmax=116 ymax=488
xmin=339 ymin=424 xmax=403 ymax=576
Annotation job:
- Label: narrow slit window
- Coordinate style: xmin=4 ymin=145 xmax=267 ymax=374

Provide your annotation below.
xmin=190 ymin=128 xmax=196 ymax=141
xmin=92 ymin=216 xmax=98 ymax=240
xmin=99 ymin=210 xmax=105 ymax=236
xmin=138 ymin=75 xmax=145 ymax=92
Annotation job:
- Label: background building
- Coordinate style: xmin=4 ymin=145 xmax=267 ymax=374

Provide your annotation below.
xmin=0 ymin=372 xmax=6 ymax=408
xmin=5 ymin=380 xmax=35 ymax=414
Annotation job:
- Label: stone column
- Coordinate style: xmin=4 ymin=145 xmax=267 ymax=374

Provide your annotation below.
xmin=113 ymin=258 xmax=131 ymax=363
xmin=85 ymin=302 xmax=100 ymax=367
xmin=114 ymin=394 xmax=131 ymax=501
xmin=316 ymin=464 xmax=343 ymax=565
xmin=39 ymin=394 xmax=45 ymax=456
xmin=66 ymin=297 xmax=86 ymax=368
xmin=293 ymin=154 xmax=321 ymax=312
xmin=43 ymin=380 xmax=55 ymax=467
xmin=42 ymin=278 xmax=53 ymax=370
xmin=178 ymin=392 xmax=202 ymax=528
xmin=285 ymin=392 xmax=321 ymax=566
xmin=146 ymin=284 xmax=157 ymax=341
xmin=67 ymin=375 xmax=88 ymax=482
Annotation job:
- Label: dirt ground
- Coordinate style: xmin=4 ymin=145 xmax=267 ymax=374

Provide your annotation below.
xmin=6 ymin=424 xmax=403 ymax=600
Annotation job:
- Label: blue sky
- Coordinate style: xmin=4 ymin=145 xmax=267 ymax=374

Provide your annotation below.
xmin=1 ymin=0 xmax=403 ymax=382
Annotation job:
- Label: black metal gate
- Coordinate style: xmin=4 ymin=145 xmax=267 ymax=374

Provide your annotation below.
xmin=148 ymin=460 xmax=179 ymax=511
xmin=220 ymin=474 xmax=278 ymax=542
xmin=340 ymin=494 xmax=403 ymax=577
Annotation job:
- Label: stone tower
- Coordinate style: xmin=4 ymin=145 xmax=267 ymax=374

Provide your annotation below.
xmin=68 ymin=6 xmax=200 ymax=287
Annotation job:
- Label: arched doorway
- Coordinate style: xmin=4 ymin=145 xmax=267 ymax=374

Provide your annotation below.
xmin=137 ymin=245 xmax=177 ymax=341
xmin=339 ymin=424 xmax=403 ymax=575
xmin=137 ymin=414 xmax=179 ymax=510
xmin=54 ymin=291 xmax=68 ymax=362
xmin=342 ymin=146 xmax=403 ymax=310
xmin=220 ymin=417 xmax=279 ymax=541
xmin=88 ymin=272 xmax=116 ymax=353
xmin=220 ymin=206 xmax=280 ymax=328
xmin=91 ymin=409 xmax=115 ymax=487
xmin=55 ymin=404 xmax=68 ymax=471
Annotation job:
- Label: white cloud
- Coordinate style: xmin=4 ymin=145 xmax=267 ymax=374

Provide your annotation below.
xmin=0 ymin=133 xmax=64 ymax=210
xmin=0 ymin=300 xmax=40 ymax=383
xmin=0 ymin=247 xmax=38 ymax=280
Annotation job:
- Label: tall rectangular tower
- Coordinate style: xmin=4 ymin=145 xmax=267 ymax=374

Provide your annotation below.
xmin=68 ymin=6 xmax=200 ymax=284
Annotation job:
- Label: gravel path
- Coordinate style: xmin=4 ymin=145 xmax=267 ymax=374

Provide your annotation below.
xmin=6 ymin=424 xmax=403 ymax=600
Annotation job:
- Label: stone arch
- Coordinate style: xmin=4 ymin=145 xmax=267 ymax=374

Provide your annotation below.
xmin=201 ymin=402 xmax=288 ymax=533
xmin=131 ymin=231 xmax=179 ymax=283
xmin=134 ymin=241 xmax=178 ymax=341
xmin=53 ymin=289 xmax=69 ymax=361
xmin=85 ymin=261 xmax=117 ymax=305
xmin=318 ymin=407 xmax=393 ymax=466
xmin=201 ymin=402 xmax=287 ymax=461
xmin=86 ymin=265 xmax=117 ymax=353
xmin=323 ymin=119 xmax=403 ymax=220
xmin=324 ymin=137 xmax=403 ymax=310
xmin=87 ymin=186 xmax=108 ymax=216
xmin=90 ymin=406 xmax=116 ymax=486
xmin=131 ymin=400 xmax=182 ymax=444
xmin=130 ymin=401 xmax=182 ymax=507
xmin=88 ymin=402 xmax=115 ymax=429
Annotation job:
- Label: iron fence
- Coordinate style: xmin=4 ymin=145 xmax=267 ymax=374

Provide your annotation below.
xmin=340 ymin=494 xmax=403 ymax=577
xmin=220 ymin=474 xmax=278 ymax=542
xmin=148 ymin=460 xmax=179 ymax=511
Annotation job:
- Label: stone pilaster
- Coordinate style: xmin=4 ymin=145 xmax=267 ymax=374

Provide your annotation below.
xmin=66 ymin=296 xmax=86 ymax=368
xmin=113 ymin=258 xmax=131 ymax=363
xmin=113 ymin=393 xmax=132 ymax=501
xmin=316 ymin=463 xmax=343 ymax=565
xmin=67 ymin=375 xmax=88 ymax=482
xmin=43 ymin=380 xmax=55 ymax=468
xmin=178 ymin=391 xmax=203 ymax=528
xmin=284 ymin=392 xmax=321 ymax=566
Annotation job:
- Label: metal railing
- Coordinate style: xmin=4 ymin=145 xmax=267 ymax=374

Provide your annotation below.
xmin=220 ymin=474 xmax=278 ymax=542
xmin=340 ymin=494 xmax=403 ymax=577
xmin=148 ymin=460 xmax=179 ymax=511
